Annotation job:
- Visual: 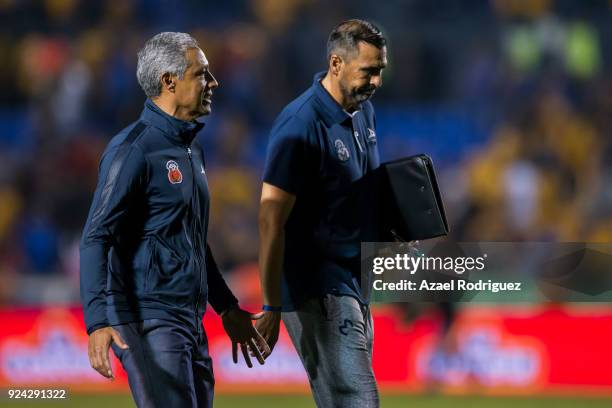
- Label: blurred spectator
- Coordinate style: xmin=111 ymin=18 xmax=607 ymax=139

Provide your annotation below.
xmin=0 ymin=0 xmax=611 ymax=305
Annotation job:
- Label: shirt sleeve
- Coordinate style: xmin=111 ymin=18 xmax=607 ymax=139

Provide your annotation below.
xmin=262 ymin=116 xmax=318 ymax=195
xmin=79 ymin=143 xmax=147 ymax=334
xmin=205 ymin=243 xmax=239 ymax=315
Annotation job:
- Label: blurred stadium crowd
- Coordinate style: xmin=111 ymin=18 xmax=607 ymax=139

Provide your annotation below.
xmin=0 ymin=0 xmax=611 ymax=306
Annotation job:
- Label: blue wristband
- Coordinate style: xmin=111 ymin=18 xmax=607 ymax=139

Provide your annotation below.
xmin=263 ymin=304 xmax=282 ymax=312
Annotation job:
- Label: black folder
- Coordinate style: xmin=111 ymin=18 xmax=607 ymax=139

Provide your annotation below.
xmin=377 ymin=154 xmax=449 ymax=242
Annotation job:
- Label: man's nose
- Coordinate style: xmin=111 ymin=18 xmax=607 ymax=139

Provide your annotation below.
xmin=206 ymin=72 xmax=219 ymax=89
xmin=370 ymin=75 xmax=382 ymax=89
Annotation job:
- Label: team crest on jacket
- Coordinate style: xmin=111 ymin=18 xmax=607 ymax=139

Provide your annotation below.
xmin=166 ymin=160 xmax=183 ymax=184
xmin=335 ymin=139 xmax=350 ymax=162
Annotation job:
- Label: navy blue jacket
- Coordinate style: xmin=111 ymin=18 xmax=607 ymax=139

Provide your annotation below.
xmin=80 ymin=99 xmax=237 ymax=335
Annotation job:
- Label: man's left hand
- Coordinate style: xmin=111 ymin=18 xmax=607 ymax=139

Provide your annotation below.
xmin=221 ymin=306 xmax=270 ymax=368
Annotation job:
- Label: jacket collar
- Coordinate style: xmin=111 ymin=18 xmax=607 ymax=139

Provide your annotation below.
xmin=312 ymin=71 xmax=357 ymax=126
xmin=140 ymin=99 xmax=204 ymax=145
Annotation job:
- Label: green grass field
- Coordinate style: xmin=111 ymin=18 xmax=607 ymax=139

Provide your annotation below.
xmin=2 ymin=394 xmax=612 ymax=408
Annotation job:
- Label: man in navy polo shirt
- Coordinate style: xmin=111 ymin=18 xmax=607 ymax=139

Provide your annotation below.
xmin=257 ymin=20 xmax=387 ymax=407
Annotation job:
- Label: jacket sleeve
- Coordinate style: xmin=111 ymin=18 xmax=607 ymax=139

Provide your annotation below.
xmin=79 ymin=143 xmax=147 ymax=334
xmin=205 ymin=243 xmax=239 ymax=314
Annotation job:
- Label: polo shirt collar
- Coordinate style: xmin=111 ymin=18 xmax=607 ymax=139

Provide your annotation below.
xmin=312 ymin=71 xmax=356 ymax=126
xmin=140 ymin=99 xmax=204 ymax=145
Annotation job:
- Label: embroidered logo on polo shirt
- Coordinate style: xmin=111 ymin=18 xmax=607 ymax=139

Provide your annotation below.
xmin=335 ymin=139 xmax=350 ymax=162
xmin=367 ymin=128 xmax=377 ymax=143
xmin=166 ymin=160 xmax=183 ymax=184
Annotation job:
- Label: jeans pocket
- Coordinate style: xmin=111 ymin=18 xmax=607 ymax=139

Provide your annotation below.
xmin=318 ymin=297 xmax=328 ymax=320
xmin=110 ymin=322 xmax=138 ymax=361
xmin=322 ymin=294 xmax=344 ymax=321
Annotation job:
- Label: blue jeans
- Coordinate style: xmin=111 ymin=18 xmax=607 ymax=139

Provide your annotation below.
xmin=283 ymin=295 xmax=379 ymax=408
xmin=111 ymin=319 xmax=214 ymax=408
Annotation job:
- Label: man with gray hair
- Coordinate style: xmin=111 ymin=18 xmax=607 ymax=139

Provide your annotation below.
xmin=80 ymin=32 xmax=269 ymax=407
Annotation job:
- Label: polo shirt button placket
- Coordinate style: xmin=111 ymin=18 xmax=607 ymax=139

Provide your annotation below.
xmin=351 ymin=120 xmax=367 ymax=171
xmin=352 ymin=128 xmax=364 ymax=153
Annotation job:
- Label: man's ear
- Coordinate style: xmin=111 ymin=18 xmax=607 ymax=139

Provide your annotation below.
xmin=329 ymin=54 xmax=343 ymax=77
xmin=161 ymin=72 xmax=176 ymax=93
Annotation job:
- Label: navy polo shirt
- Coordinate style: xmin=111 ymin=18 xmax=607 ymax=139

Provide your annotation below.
xmin=263 ymin=72 xmax=380 ymax=310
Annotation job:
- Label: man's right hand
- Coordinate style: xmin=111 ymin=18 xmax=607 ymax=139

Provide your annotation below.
xmin=88 ymin=327 xmax=129 ymax=379
xmin=255 ymin=311 xmax=281 ymax=359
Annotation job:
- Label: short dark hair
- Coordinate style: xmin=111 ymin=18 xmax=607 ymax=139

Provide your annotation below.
xmin=326 ymin=19 xmax=386 ymax=62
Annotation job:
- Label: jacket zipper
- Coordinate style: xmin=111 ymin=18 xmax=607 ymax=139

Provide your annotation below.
xmin=186 ymin=146 xmax=203 ymax=332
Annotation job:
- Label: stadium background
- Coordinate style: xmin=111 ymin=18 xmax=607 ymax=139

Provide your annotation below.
xmin=1 ymin=0 xmax=612 ymax=406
